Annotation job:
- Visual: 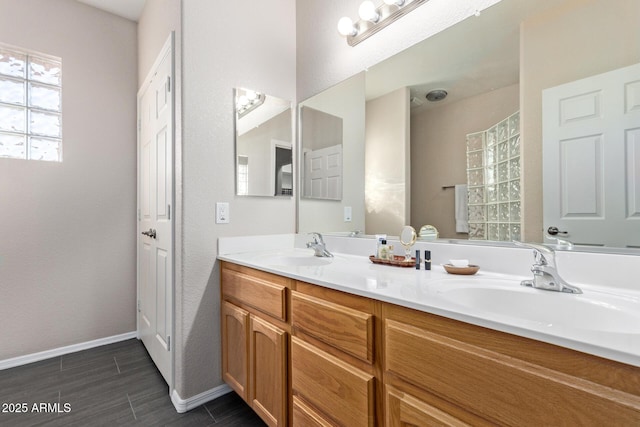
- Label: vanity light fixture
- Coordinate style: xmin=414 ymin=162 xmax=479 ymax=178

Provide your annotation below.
xmin=337 ymin=0 xmax=428 ymax=46
xmin=359 ymin=1 xmax=380 ymax=23
xmin=236 ymin=89 xmax=265 ymax=118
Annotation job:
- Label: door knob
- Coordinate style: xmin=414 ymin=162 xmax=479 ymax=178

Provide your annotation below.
xmin=547 ymin=226 xmax=568 ymax=236
xmin=141 ymin=228 xmax=157 ymax=239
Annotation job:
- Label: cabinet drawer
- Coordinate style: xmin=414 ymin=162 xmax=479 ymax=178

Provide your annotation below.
xmin=291 ymin=290 xmax=374 ymax=363
xmin=385 ymin=319 xmax=640 ymax=426
xmin=292 ymin=396 xmax=333 ymax=427
xmin=386 ymin=385 xmax=471 ymax=427
xmin=222 ymin=266 xmax=287 ymax=321
xmin=292 ymin=337 xmax=375 ymax=427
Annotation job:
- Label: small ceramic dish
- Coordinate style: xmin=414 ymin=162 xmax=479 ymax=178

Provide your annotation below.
xmin=443 ymin=264 xmax=480 ymax=275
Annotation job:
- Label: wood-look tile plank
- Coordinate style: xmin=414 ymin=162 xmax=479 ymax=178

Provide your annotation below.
xmin=130 ymin=389 xmax=215 ymax=425
xmin=0 ymin=339 xmax=261 ymax=426
xmin=204 ymin=391 xmax=266 ymax=426
xmin=54 ymin=401 xmax=136 ymax=427
xmin=0 ymin=389 xmax=61 ymax=427
xmin=0 ymin=357 xmax=61 ymax=394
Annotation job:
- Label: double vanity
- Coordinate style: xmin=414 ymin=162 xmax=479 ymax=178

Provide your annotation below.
xmin=218 ymin=234 xmax=640 ymax=426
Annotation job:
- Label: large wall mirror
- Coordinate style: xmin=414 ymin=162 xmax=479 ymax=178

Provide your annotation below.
xmin=297 ymin=0 xmax=640 ymax=252
xmin=235 ymin=88 xmax=293 ymax=197
xmin=298 ymin=73 xmax=366 ymax=232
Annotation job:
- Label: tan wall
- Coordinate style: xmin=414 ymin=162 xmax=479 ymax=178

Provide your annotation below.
xmin=411 ymin=84 xmax=519 ymax=238
xmin=520 ymin=0 xmax=640 ymax=241
xmin=365 ymin=87 xmax=410 ymax=236
xmin=0 ymin=0 xmax=137 ymax=360
xmin=300 ymin=107 xmax=343 ymax=151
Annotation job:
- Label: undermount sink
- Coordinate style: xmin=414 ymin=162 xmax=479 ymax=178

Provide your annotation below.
xmin=253 ymin=250 xmax=335 ymax=267
xmin=430 ymin=278 xmax=640 ymax=334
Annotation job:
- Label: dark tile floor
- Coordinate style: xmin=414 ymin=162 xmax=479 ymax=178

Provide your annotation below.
xmin=0 ymin=339 xmax=266 ymax=426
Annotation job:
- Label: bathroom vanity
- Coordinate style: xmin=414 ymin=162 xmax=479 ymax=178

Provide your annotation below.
xmin=218 ymin=238 xmax=640 ymax=426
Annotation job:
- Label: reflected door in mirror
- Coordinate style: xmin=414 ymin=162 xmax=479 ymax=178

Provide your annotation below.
xmin=300 ymin=106 xmax=344 ymax=200
xmin=543 ymin=62 xmax=640 ymax=247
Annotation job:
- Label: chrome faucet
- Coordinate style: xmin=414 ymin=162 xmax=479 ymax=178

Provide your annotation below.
xmin=514 ymin=241 xmax=582 ymax=294
xmin=307 ymin=232 xmax=333 ymax=257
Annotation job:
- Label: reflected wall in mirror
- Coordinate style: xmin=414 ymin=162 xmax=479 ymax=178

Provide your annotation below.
xmin=234 ymin=88 xmax=292 ymax=197
xmin=301 ymin=106 xmax=343 ymax=200
xmin=296 ymin=0 xmax=640 ymax=251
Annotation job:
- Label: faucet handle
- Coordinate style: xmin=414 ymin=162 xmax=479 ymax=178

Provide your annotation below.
xmin=308 ymin=232 xmax=324 ymax=244
xmin=513 ymin=241 xmax=556 ymax=267
xmin=545 ymin=234 xmax=574 ymax=250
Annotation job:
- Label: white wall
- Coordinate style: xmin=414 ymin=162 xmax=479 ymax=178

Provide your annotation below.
xmin=180 ymin=0 xmax=296 ymax=399
xmin=138 ymin=0 xmax=181 ymax=87
xmin=365 ymin=87 xmax=410 ymax=236
xmin=0 ymin=0 xmax=137 ymax=360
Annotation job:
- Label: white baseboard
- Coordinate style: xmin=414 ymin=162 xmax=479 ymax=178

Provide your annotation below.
xmin=171 ymin=384 xmax=232 ymax=413
xmin=0 ymin=331 xmax=138 ymax=371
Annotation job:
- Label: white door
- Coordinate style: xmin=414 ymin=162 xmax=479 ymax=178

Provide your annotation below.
xmin=138 ymin=35 xmax=174 ymax=385
xmin=303 ymin=144 xmax=343 ymax=200
xmin=543 ymin=62 xmax=640 ymax=247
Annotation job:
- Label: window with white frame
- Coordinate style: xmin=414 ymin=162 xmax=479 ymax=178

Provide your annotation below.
xmin=237 ymin=155 xmax=249 ymax=195
xmin=0 ymin=43 xmax=62 ymax=162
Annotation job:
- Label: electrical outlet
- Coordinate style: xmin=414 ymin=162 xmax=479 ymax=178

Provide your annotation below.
xmin=216 ymin=202 xmax=230 ymax=224
xmin=344 ymin=206 xmax=352 ymax=222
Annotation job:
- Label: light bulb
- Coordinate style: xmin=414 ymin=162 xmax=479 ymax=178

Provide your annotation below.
xmin=383 ymin=0 xmax=405 ymax=6
xmin=337 ymin=16 xmax=357 ymax=36
xmin=245 ymin=90 xmax=257 ymax=101
xmin=358 ymin=1 xmax=379 ymax=23
xmin=238 ymin=95 xmax=249 ymax=108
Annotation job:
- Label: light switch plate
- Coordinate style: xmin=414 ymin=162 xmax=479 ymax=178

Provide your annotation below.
xmin=344 ymin=206 xmax=352 ymax=222
xmin=216 ymin=202 xmax=230 ymax=224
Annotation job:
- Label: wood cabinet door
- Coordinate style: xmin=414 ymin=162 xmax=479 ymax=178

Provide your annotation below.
xmin=221 ymin=301 xmax=249 ymax=401
xmin=386 ymin=386 xmax=471 ymax=427
xmin=249 ymin=315 xmax=288 ymax=427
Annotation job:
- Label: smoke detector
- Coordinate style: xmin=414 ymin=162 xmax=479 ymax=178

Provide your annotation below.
xmin=410 ymin=96 xmax=424 ymax=108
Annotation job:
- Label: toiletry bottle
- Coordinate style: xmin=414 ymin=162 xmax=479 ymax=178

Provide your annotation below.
xmin=415 ymin=250 xmax=421 ymax=269
xmin=424 ymin=250 xmax=431 ymax=270
xmin=378 ymin=240 xmax=388 ymax=259
xmin=387 ymin=244 xmax=394 ymax=260
xmin=375 ymin=234 xmax=387 ymax=257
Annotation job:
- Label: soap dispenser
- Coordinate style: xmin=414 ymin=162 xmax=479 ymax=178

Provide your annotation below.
xmin=378 ymin=239 xmax=389 ymax=259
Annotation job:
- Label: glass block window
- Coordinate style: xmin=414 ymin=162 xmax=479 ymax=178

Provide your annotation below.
xmin=0 ymin=43 xmax=62 ymax=162
xmin=466 ymin=111 xmax=521 ymax=242
xmin=237 ymin=155 xmax=249 ymax=195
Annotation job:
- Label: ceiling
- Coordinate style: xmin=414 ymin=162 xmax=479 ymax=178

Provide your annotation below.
xmin=75 ymin=0 xmax=146 ymax=22
xmin=365 ymin=0 xmax=565 ymax=113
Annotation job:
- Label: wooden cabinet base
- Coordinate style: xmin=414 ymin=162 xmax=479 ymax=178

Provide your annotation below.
xmin=221 ymin=262 xmax=640 ymax=426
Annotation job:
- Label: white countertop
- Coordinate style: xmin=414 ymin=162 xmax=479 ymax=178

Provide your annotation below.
xmin=218 ymin=235 xmax=640 ymax=368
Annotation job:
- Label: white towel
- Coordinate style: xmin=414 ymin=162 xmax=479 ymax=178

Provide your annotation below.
xmin=455 ymin=184 xmax=469 ymax=233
